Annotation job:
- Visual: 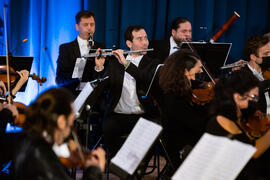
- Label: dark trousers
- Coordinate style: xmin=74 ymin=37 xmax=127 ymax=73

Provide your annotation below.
xmin=103 ymin=112 xmax=142 ymax=158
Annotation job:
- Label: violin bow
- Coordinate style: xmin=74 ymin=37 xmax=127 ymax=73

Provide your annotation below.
xmin=3 ymin=4 xmax=11 ymax=104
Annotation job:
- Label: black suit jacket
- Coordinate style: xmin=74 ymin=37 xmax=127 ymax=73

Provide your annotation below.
xmin=148 ymin=39 xmax=170 ymax=63
xmin=242 ymin=66 xmax=270 ymax=114
xmin=85 ymin=55 xmax=158 ymax=118
xmin=56 ymin=38 xmax=105 ymax=96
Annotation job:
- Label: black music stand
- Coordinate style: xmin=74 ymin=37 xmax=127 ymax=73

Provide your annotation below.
xmin=0 ymin=56 xmax=33 ymax=91
xmin=180 ymin=42 xmax=232 ymax=76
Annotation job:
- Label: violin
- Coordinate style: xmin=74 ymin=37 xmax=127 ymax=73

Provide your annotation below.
xmin=191 ymin=63 xmax=216 ymax=105
xmin=0 ymin=65 xmax=47 ymax=86
xmin=0 ymin=95 xmax=27 ymax=127
xmin=192 ymin=81 xmax=215 ymax=105
xmin=241 ymin=110 xmax=270 ymax=139
xmin=58 ymin=131 xmax=93 ymax=168
xmin=263 ymin=69 xmax=270 ymax=80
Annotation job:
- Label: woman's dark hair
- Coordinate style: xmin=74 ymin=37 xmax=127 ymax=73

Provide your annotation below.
xmin=209 ymin=69 xmax=259 ymax=121
xmin=23 ymin=88 xmax=74 ymax=143
xmin=159 ymin=49 xmax=200 ymax=97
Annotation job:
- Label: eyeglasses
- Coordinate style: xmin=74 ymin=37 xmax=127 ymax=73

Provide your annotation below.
xmin=243 ymin=94 xmax=259 ymax=102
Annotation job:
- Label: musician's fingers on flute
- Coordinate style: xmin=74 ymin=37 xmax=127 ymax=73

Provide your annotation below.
xmin=95 ymin=48 xmax=106 ymax=69
xmin=232 ymin=59 xmax=246 ymax=71
xmin=112 ymin=49 xmax=126 ymax=65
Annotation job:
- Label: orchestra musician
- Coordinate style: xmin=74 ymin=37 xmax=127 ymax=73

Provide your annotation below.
xmin=207 ymin=69 xmax=270 ymax=179
xmin=241 ymin=35 xmax=270 ymax=114
xmin=84 ymin=25 xmax=159 ymax=159
xmin=149 ymin=17 xmax=192 ymax=63
xmin=158 ymin=49 xmax=209 ymax=174
xmin=56 ymin=10 xmax=105 ymax=96
xmin=10 ymin=88 xmax=106 ymax=180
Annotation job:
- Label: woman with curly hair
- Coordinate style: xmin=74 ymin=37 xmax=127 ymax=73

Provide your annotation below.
xmin=159 ymin=49 xmax=208 ymax=172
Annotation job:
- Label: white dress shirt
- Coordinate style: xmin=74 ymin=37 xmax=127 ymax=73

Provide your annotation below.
xmin=169 ymin=36 xmax=179 ymax=55
xmin=247 ymin=64 xmax=270 ymax=114
xmin=77 ymin=36 xmax=90 ymax=57
xmin=114 ymin=54 xmax=145 ymax=114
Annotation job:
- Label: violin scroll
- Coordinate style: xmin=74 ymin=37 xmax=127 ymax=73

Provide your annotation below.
xmin=30 ymin=73 xmax=47 ymax=86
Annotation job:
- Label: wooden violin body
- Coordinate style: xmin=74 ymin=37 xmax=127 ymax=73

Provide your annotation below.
xmin=241 ymin=110 xmax=270 ymax=139
xmin=0 ymin=65 xmax=47 ymax=86
xmin=263 ymin=69 xmax=270 ymax=80
xmin=192 ymin=81 xmax=215 ymax=105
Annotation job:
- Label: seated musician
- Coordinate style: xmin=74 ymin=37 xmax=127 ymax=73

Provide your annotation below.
xmin=207 ymin=69 xmax=270 ymax=179
xmin=85 ymin=25 xmax=159 ymax=158
xmin=158 ymin=49 xmax=209 ymax=174
xmin=0 ymin=69 xmax=29 ymax=132
xmin=10 ymin=88 xmax=106 ymax=180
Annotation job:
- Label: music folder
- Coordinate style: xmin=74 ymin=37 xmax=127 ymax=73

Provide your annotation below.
xmin=172 ymin=133 xmax=256 ymax=180
xmin=110 ymin=118 xmax=163 ymax=179
xmin=0 ymin=56 xmax=33 ymax=91
xmin=180 ymin=42 xmax=232 ymax=76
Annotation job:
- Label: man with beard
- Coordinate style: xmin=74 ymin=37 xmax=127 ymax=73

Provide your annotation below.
xmin=149 ymin=17 xmax=192 ymax=63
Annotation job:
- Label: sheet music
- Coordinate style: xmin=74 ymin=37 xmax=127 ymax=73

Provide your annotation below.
xmin=72 ymin=57 xmax=87 ymax=78
xmin=172 ymin=133 xmax=256 ymax=180
xmin=111 ymin=118 xmax=162 ymax=175
xmin=73 ymin=82 xmax=93 ymax=113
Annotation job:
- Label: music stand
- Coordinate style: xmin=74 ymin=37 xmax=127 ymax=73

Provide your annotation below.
xmin=0 ymin=56 xmax=34 ymax=91
xmin=180 ymin=42 xmax=232 ymax=76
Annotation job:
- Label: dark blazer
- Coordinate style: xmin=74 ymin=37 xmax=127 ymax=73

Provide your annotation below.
xmin=85 ymin=55 xmax=158 ymax=118
xmin=148 ymin=38 xmax=170 ymax=63
xmin=56 ymin=38 xmax=105 ymax=96
xmin=11 ymin=133 xmax=102 ymax=180
xmin=160 ymin=93 xmax=208 ymax=169
xmin=242 ymin=66 xmax=270 ymax=114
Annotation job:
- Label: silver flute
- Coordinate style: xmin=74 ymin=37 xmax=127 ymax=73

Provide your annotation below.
xmin=220 ymin=61 xmax=248 ymax=70
xmin=82 ymin=48 xmax=154 ymax=58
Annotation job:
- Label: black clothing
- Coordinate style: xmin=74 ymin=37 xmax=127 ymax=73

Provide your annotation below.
xmin=148 ymin=39 xmax=170 ymax=63
xmin=0 ymin=108 xmax=13 ymax=135
xmin=160 ymin=93 xmax=208 ymax=170
xmin=56 ymin=39 xmax=105 ymax=96
xmin=85 ymin=55 xmax=159 ymax=157
xmin=242 ymin=66 xmax=270 ymax=114
xmin=206 ymin=116 xmax=253 ymax=145
xmin=11 ymin=133 xmax=102 ymax=180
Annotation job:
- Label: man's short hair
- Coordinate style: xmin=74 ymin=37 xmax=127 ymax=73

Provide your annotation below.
xmin=243 ymin=35 xmax=269 ymax=61
xmin=171 ymin=17 xmax=190 ymax=31
xmin=75 ymin=11 xmax=95 ymax=24
xmin=124 ymin=25 xmax=145 ymax=42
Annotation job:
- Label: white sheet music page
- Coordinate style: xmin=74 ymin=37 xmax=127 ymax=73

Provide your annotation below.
xmin=72 ymin=57 xmax=87 ymax=78
xmin=172 ymin=133 xmax=256 ymax=180
xmin=73 ymin=82 xmax=93 ymax=113
xmin=111 ymin=117 xmax=162 ymax=175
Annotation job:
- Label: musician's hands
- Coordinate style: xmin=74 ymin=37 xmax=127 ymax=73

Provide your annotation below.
xmin=2 ymin=103 xmax=19 ymax=122
xmin=11 ymin=70 xmax=29 ymax=96
xmin=112 ymin=49 xmax=128 ymax=66
xmin=84 ymin=147 xmax=106 ymax=172
xmin=16 ymin=70 xmax=30 ymax=86
xmin=232 ymin=59 xmax=246 ymax=71
xmin=95 ymin=48 xmax=105 ymax=71
xmin=0 ymin=80 xmax=6 ymax=96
